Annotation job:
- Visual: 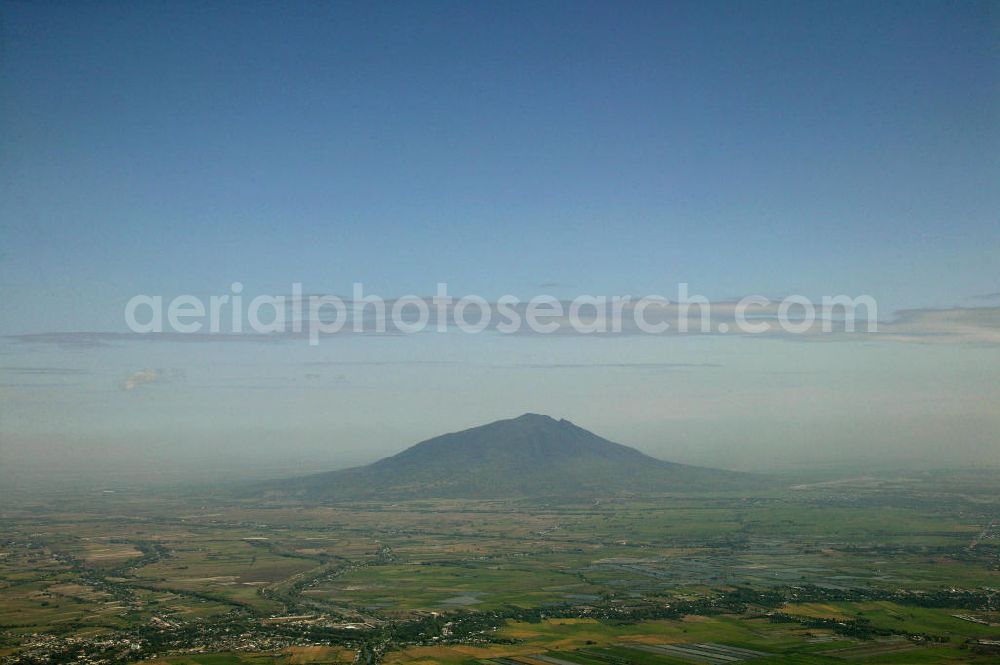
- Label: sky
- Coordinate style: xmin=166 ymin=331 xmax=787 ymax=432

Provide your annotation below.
xmin=1 ymin=1 xmax=998 ymax=484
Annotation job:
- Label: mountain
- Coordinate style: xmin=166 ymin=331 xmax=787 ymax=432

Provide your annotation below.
xmin=277 ymin=413 xmax=754 ymax=499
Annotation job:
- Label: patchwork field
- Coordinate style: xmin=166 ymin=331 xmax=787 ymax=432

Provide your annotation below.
xmin=1 ymin=471 xmax=997 ymax=663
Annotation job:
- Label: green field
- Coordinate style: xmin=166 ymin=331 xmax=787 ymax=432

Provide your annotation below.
xmin=1 ymin=470 xmax=997 ymax=663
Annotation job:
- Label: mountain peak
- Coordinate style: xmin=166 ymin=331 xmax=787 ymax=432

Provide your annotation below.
xmin=510 ymin=412 xmax=562 ymax=424
xmin=472 ymin=413 xmax=578 ymax=437
xmin=514 ymin=412 xmax=554 ymax=420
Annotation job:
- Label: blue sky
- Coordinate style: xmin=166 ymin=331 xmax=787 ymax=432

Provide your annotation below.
xmin=1 ymin=2 xmax=998 ymax=481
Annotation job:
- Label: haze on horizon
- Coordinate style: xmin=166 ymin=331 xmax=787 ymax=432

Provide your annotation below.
xmin=1 ymin=2 xmax=998 ymax=487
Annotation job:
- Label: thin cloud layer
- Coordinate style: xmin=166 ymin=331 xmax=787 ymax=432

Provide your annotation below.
xmin=8 ymin=305 xmax=1000 ymax=347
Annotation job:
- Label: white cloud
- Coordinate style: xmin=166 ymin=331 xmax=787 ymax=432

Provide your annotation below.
xmin=121 ymin=368 xmax=184 ymax=391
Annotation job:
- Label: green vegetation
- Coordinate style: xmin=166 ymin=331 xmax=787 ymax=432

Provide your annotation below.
xmin=1 ymin=469 xmax=997 ymax=663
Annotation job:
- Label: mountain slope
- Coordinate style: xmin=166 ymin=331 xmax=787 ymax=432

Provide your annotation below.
xmin=278 ymin=414 xmax=753 ymax=499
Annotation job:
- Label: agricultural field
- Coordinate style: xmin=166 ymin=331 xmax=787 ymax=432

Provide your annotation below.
xmin=1 ymin=470 xmax=997 ymax=663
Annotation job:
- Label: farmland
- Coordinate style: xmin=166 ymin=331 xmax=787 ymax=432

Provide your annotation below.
xmin=1 ymin=470 xmax=997 ymax=663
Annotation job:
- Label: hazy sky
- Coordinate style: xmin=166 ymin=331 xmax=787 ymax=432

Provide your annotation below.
xmin=1 ymin=2 xmax=998 ymax=483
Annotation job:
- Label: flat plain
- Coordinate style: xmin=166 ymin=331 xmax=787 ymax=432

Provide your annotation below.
xmin=1 ymin=470 xmax=997 ymax=664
